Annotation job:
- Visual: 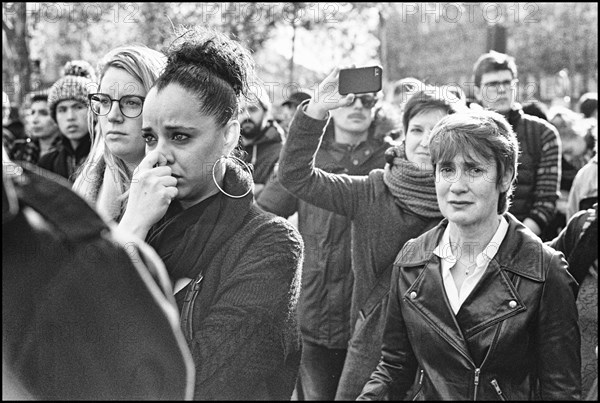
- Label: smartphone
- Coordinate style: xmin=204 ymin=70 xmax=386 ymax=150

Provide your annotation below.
xmin=338 ymin=66 xmax=383 ymax=95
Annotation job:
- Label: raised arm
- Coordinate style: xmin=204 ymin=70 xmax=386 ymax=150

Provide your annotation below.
xmin=279 ymin=67 xmax=370 ymax=218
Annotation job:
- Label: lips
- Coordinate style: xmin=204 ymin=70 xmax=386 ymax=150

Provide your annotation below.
xmin=106 ymin=131 xmax=127 ymax=136
xmin=348 ymin=113 xmax=365 ymax=120
xmin=66 ymin=125 xmax=79 ymax=131
xmin=449 ymin=201 xmax=473 ymax=206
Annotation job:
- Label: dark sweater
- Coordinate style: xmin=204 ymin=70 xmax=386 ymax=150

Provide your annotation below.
xmin=147 ymin=163 xmax=304 ymax=400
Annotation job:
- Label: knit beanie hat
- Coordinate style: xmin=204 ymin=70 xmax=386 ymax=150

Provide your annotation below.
xmin=48 ymin=60 xmax=97 ymax=122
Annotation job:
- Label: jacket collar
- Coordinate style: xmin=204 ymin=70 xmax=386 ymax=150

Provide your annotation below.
xmin=398 ymin=213 xmax=539 ymax=363
xmin=395 ymin=213 xmax=545 ymax=282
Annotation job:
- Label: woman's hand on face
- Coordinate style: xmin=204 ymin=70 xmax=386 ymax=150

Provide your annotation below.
xmin=305 ymin=66 xmax=356 ymax=120
xmin=119 ymin=150 xmax=178 ymax=238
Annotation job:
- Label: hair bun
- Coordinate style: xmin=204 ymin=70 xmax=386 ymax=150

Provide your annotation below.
xmin=62 ymin=60 xmax=96 ymax=81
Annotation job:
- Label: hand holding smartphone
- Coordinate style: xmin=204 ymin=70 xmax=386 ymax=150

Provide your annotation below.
xmin=338 ymin=66 xmax=383 ymax=95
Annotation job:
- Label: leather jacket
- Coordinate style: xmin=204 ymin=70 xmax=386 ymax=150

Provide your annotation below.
xmin=358 ymin=213 xmax=581 ymax=400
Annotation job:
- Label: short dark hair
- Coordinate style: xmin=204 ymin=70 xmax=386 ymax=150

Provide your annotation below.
xmin=473 ymin=51 xmax=518 ymax=88
xmin=429 ymin=110 xmax=519 ymax=214
xmin=579 ymin=92 xmax=598 ymax=118
xmin=30 ymin=94 xmax=49 ymax=104
xmin=402 ymin=89 xmax=464 ymax=134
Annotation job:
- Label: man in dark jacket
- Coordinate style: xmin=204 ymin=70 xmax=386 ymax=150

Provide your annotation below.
xmin=473 ymin=51 xmax=561 ymax=240
xmin=257 ymin=93 xmax=395 ymax=400
xmin=239 ymin=87 xmax=285 ymax=199
xmin=38 ymin=60 xmax=96 ymax=182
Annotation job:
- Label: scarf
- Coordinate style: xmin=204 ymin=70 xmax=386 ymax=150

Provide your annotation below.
xmin=146 ymin=158 xmax=254 ymax=281
xmin=383 ymin=142 xmax=443 ymax=219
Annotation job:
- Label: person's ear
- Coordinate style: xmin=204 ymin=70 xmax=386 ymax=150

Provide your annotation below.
xmin=500 ymin=167 xmax=514 ymax=193
xmin=474 ymin=85 xmax=483 ymax=102
xmin=223 ymin=119 xmax=240 ymax=152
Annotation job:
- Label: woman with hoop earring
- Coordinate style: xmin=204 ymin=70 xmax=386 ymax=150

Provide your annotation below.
xmin=118 ymin=27 xmax=304 ymax=400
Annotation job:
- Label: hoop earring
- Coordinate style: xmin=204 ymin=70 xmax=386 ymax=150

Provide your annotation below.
xmin=211 ymin=155 xmax=253 ymax=199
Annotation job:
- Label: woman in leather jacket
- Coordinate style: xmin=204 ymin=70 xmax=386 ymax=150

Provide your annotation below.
xmin=358 ymin=110 xmax=581 ymax=400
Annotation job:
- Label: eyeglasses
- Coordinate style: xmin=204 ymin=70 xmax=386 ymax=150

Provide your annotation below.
xmin=350 ymin=95 xmax=378 ymax=109
xmin=88 ymin=93 xmax=145 ymax=118
xmin=482 ymin=79 xmax=518 ymax=92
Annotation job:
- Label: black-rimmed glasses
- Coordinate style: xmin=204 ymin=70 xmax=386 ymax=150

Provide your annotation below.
xmin=88 ymin=93 xmax=145 ymax=118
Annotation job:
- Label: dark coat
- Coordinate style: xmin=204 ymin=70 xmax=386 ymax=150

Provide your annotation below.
xmin=146 ymin=161 xmax=304 ymax=400
xmin=38 ymin=134 xmax=91 ymax=182
xmin=358 ymin=213 xmax=581 ymax=401
xmin=258 ymin=118 xmax=392 ymax=349
xmin=278 ymin=105 xmax=441 ymax=400
xmin=2 ymin=162 xmax=194 ymax=400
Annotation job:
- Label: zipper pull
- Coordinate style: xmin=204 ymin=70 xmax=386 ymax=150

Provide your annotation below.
xmin=192 ymin=275 xmax=204 ymax=290
xmin=418 ymin=369 xmax=424 ymax=385
xmin=490 ymin=379 xmax=504 ymax=397
xmin=473 ymin=368 xmax=480 ymax=401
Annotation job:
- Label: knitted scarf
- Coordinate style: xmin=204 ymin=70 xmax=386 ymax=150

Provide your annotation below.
xmin=383 ymin=142 xmax=443 ymax=218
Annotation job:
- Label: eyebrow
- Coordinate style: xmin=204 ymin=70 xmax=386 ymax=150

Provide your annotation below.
xmin=163 ymin=124 xmax=197 ymax=131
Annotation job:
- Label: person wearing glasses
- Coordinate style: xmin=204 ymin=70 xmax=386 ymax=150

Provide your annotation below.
xmin=38 ymin=60 xmax=96 ymax=182
xmin=257 ymin=89 xmax=395 ymax=400
xmin=278 ymin=67 xmax=466 ymax=400
xmin=115 ymin=27 xmax=303 ymax=400
xmin=72 ymin=45 xmax=166 ymax=222
xmin=472 ymin=51 xmax=561 ymax=241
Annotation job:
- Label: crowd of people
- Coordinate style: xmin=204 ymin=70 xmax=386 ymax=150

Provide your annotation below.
xmin=2 ymin=26 xmax=597 ymax=401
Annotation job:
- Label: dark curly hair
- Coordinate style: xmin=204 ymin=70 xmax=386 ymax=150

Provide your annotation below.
xmin=154 ymin=26 xmax=255 ymax=127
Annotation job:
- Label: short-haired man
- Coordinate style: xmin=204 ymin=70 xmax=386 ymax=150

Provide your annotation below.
xmin=239 ymin=87 xmax=286 ymax=198
xmin=473 ymin=50 xmax=561 ymax=239
xmin=10 ymin=92 xmax=62 ymax=164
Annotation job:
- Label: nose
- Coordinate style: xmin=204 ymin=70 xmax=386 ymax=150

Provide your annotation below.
xmin=448 ymin=168 xmax=469 ymax=193
xmin=66 ymin=108 xmax=76 ymax=120
xmin=352 ymin=97 xmax=365 ymax=109
xmin=107 ymin=99 xmax=124 ymax=122
xmin=420 ymin=128 xmax=432 ymax=147
xmin=152 ymin=137 xmax=174 ymax=165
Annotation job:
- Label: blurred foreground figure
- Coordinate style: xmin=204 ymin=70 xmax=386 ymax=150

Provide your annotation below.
xmin=2 ymin=147 xmax=194 ymax=400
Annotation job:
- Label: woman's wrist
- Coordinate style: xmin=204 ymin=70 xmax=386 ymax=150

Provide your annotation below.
xmin=118 ymin=212 xmax=151 ymax=240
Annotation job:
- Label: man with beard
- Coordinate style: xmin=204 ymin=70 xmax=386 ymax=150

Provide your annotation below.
xmin=10 ymin=92 xmax=62 ymax=165
xmin=473 ymin=51 xmax=561 ymax=240
xmin=38 ymin=60 xmax=96 ymax=183
xmin=239 ymin=88 xmax=285 ymax=198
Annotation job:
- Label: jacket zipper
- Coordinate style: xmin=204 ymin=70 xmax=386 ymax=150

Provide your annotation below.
xmin=473 ymin=368 xmax=480 ymax=401
xmin=490 ymin=379 xmax=507 ymax=401
xmin=182 ymin=275 xmax=204 ymax=341
xmin=412 ymin=369 xmax=424 ymax=400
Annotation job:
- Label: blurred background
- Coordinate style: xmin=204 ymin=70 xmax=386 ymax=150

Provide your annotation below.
xmin=3 ymin=2 xmax=598 ymax=110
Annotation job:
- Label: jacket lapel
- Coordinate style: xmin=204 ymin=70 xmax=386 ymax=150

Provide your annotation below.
xmin=455 ymin=260 xmax=526 ymax=339
xmin=403 ymin=256 xmax=473 ymax=363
